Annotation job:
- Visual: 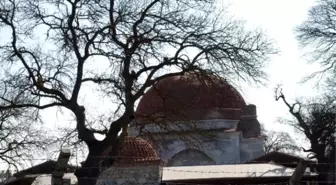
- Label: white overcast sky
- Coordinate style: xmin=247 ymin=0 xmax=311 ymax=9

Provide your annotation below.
xmin=201 ymin=0 xmax=325 ymax=151
xmin=226 ymin=0 xmax=319 ymax=137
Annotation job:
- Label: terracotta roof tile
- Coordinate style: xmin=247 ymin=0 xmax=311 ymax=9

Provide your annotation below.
xmin=136 ymin=73 xmax=245 ymax=124
xmin=104 ymin=136 xmax=160 ymax=165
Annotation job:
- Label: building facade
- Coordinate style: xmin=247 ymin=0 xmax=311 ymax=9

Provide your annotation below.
xmin=129 ymin=73 xmax=264 ymax=166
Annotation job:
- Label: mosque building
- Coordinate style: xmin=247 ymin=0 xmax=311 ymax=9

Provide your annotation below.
xmin=96 ymin=73 xmax=317 ymax=185
xmin=129 ymin=72 xmax=264 ymax=166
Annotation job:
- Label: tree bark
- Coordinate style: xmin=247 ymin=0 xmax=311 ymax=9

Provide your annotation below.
xmin=75 ymin=137 xmax=114 ymax=185
xmin=73 ymin=107 xmax=125 ymax=185
xmin=74 ymin=137 xmax=123 ymax=185
xmin=70 ymin=105 xmax=104 ymax=185
xmin=75 ymin=147 xmax=103 ymax=185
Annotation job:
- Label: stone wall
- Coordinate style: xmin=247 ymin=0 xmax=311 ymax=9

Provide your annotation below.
xmin=142 ymin=131 xmax=241 ymax=166
xmin=237 ymin=104 xmax=261 ymax=138
xmin=128 ymin=119 xmax=239 ymax=136
xmin=96 ymin=164 xmax=162 ymax=185
xmin=30 ymin=173 xmax=77 ymax=185
xmin=167 ymin=148 xmax=216 ymax=166
xmin=240 ymin=137 xmax=265 ymax=162
xmin=205 ymin=132 xmax=241 ymax=164
xmin=128 ymin=109 xmax=264 ymax=166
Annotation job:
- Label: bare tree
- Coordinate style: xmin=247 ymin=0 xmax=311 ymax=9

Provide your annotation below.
xmin=261 ymin=125 xmax=300 ymax=154
xmin=0 ymin=0 xmax=277 ymax=184
xmin=0 ymin=108 xmax=48 ymax=171
xmin=296 ymin=0 xmax=336 ymax=80
xmin=275 ymin=87 xmax=335 ymax=184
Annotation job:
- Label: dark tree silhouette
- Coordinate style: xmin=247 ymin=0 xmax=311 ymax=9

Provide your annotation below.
xmin=280 ymin=1 xmax=336 ymax=183
xmin=0 ymin=108 xmax=48 ymax=171
xmin=296 ymin=0 xmax=336 ymax=80
xmin=275 ymin=87 xmax=336 ymax=184
xmin=261 ymin=125 xmax=300 ymax=154
xmin=0 ymin=0 xmax=276 ymax=184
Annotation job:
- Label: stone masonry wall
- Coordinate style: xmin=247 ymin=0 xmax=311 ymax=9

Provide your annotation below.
xmin=96 ymin=164 xmax=162 ymax=185
xmin=128 ymin=111 xmax=263 ymax=166
xmin=206 ymin=132 xmax=241 ymax=164
xmin=167 ymin=148 xmax=216 ymax=166
xmin=145 ymin=131 xmax=241 ymax=166
xmin=240 ymin=137 xmax=265 ymax=162
xmin=129 ymin=119 xmax=239 ymax=136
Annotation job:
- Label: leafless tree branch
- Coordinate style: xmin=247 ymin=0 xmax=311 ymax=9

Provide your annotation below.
xmin=0 ymin=1 xmax=277 ymax=184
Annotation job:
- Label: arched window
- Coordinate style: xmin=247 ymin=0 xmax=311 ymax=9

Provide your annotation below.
xmin=167 ymin=148 xmax=215 ymax=166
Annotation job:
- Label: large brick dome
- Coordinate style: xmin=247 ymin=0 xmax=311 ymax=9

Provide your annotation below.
xmin=135 ymin=73 xmax=246 ymax=124
xmin=104 ymin=136 xmax=160 ymax=165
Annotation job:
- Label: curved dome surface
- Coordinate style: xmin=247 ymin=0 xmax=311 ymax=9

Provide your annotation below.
xmin=136 ymin=73 xmax=246 ymax=124
xmin=104 ymin=136 xmax=160 ymax=165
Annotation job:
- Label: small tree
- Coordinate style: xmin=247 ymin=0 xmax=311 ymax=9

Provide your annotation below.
xmin=0 ymin=0 xmax=276 ymax=184
xmin=261 ymin=125 xmax=300 ymax=154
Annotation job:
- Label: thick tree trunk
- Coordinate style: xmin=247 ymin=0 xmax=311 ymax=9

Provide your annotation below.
xmin=71 ymin=106 xmax=103 ymax=185
xmin=71 ymin=105 xmax=127 ymax=185
xmin=75 ymin=145 xmax=104 ymax=185
xmin=74 ymin=135 xmax=122 ymax=185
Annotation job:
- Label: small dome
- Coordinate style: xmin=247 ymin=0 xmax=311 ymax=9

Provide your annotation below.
xmin=104 ymin=136 xmax=160 ymax=165
xmin=136 ymin=73 xmax=246 ymax=124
